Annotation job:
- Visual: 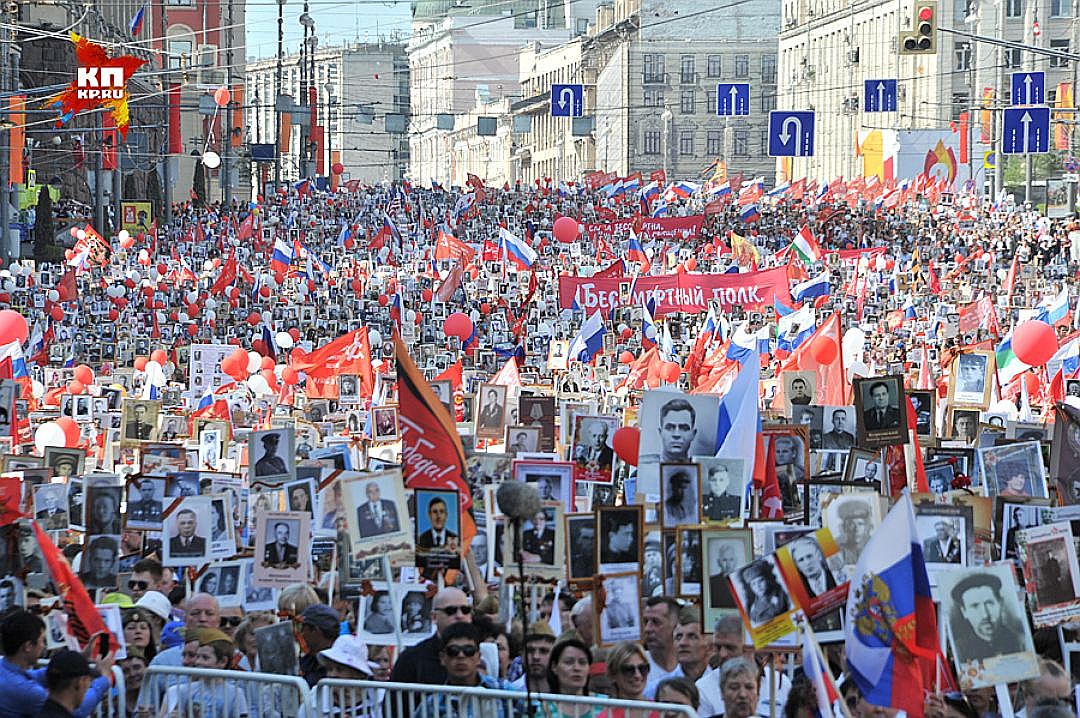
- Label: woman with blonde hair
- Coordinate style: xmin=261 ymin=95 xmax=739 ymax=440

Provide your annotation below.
xmin=598 ymin=641 xmax=651 ymax=718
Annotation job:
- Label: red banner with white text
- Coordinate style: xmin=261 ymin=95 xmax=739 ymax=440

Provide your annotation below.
xmin=558 ymin=267 xmax=791 ymax=317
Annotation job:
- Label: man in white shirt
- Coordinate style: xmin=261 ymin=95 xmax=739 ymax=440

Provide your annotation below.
xmin=642 ymin=597 xmax=681 ymax=698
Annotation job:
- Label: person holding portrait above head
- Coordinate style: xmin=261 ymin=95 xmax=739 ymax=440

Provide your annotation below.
xmin=949 ymin=572 xmax=1027 ymax=661
xmin=702 ymin=463 xmax=742 ymax=521
xmin=416 ymin=498 xmax=458 ymax=551
xmin=254 ymin=433 xmax=288 ymax=477
xmin=821 ymin=409 xmax=855 ymax=450
xmin=263 ymin=522 xmax=298 ymax=567
xmin=355 ymin=481 xmax=400 ymax=538
xmin=862 ymin=381 xmax=900 ymax=430
xmin=640 ymin=398 xmax=698 ymax=464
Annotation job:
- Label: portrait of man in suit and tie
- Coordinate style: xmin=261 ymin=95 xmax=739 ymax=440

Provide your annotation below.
xmin=855 ymin=376 xmax=907 ymax=447
xmin=263 ymin=521 xmax=300 ymax=567
xmin=415 ymin=492 xmax=459 ymax=552
xmin=355 ymin=481 xmax=401 ymax=538
xmin=168 ymin=509 xmax=208 ymax=559
xmin=919 ymin=517 xmax=963 ymax=564
xmin=34 ymin=484 xmax=68 ymax=531
xmin=475 ymin=385 xmax=507 ymax=437
xmin=573 ymin=417 xmax=616 ymax=479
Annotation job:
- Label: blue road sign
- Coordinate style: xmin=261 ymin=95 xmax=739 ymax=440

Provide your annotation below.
xmin=863 ymin=79 xmax=897 ymax=113
xmin=1011 ymin=71 xmax=1045 ymax=105
xmin=1002 ymin=106 xmax=1050 ymax=154
xmin=550 ymin=83 xmax=584 ymax=117
xmin=716 ymin=83 xmax=750 ymax=116
xmin=767 ymin=110 xmax=815 ymax=157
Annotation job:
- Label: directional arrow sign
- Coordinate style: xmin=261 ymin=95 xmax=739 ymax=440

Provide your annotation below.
xmin=1002 ymin=106 xmax=1050 ymax=154
xmin=1010 ymin=71 xmax=1045 ymax=105
xmin=863 ymin=79 xmax=897 ymax=113
xmin=550 ymin=83 xmax=584 ymax=118
xmin=768 ymin=110 xmax=815 ymax=157
xmin=716 ymin=83 xmax=750 ymax=116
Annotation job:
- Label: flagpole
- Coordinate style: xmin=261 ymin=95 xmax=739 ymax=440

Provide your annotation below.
xmin=802 ymin=619 xmax=856 ymax=718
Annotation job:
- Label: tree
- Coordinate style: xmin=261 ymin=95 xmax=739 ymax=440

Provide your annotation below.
xmin=192 ymin=160 xmax=207 ymax=208
xmin=32 ymin=186 xmax=61 ymax=262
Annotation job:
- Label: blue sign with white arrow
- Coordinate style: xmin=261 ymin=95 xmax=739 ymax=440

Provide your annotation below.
xmin=716 ymin=83 xmax=750 ymax=116
xmin=767 ymin=110 xmax=815 ymax=157
xmin=863 ymin=79 xmax=897 ymax=113
xmin=1002 ymin=106 xmax=1050 ymax=154
xmin=1011 ymin=71 xmax=1045 ymax=105
xmin=550 ymin=83 xmax=584 ymax=117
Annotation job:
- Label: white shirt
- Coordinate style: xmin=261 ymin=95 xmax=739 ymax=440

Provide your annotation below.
xmin=644 ymin=651 xmax=683 ymax=699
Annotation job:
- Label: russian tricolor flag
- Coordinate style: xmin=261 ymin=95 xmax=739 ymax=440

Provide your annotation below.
xmin=740 ymin=204 xmax=760 ymax=223
xmin=129 ymin=5 xmax=146 ymax=35
xmin=337 ymin=224 xmax=352 ymax=246
xmin=498 ymin=227 xmax=536 ymax=270
xmin=270 ymin=237 xmax=294 ymax=274
xmin=801 ymin=627 xmax=840 ymax=718
xmin=792 ymin=271 xmax=830 ymax=303
xmin=639 ymin=181 xmax=661 ymax=214
xmin=568 ymin=311 xmax=606 ymax=362
xmin=627 ymin=229 xmax=651 ymax=273
xmin=708 ymin=181 xmax=731 ymax=198
xmin=1037 ymin=288 xmax=1069 ymax=326
xmin=641 ymin=295 xmax=658 ymax=347
xmin=665 ymin=180 xmax=699 ymax=200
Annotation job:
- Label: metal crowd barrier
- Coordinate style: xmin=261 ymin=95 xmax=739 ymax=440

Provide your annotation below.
xmin=141 ymin=665 xmax=313 ymax=718
xmin=312 ymin=678 xmax=700 ymax=718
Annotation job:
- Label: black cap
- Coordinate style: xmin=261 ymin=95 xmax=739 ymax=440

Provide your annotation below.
xmin=47 ymin=650 xmax=97 ymax=680
xmin=950 ymin=572 xmax=1002 ymax=605
xmin=301 ymin=604 xmax=340 ymax=639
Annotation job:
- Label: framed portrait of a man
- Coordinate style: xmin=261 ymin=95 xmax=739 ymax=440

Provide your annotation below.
xmin=248 ymin=428 xmax=296 ymax=484
xmin=414 ymin=488 xmax=462 ymax=571
xmin=853 ymin=375 xmax=908 ymax=448
xmin=949 ymin=351 xmax=993 ymax=409
xmin=822 ymin=493 xmax=883 ymax=572
xmin=784 ymin=372 xmax=817 ymax=415
xmin=120 ymin=399 xmax=161 ymax=446
xmin=565 ymin=513 xmax=597 ymax=582
xmin=571 ymin=415 xmax=618 ymax=484
xmin=505 ymin=426 xmax=541 ymax=456
xmin=337 ymin=375 xmax=360 ymax=404
xmin=939 ymin=564 xmax=1040 ymax=689
xmin=914 ymin=503 xmax=973 ymax=587
xmin=696 ymin=457 xmax=746 ymax=525
xmin=907 ymin=391 xmax=936 ymax=443
xmin=34 ymin=484 xmax=69 ymax=531
xmin=1050 ymin=404 xmax=1080 ymax=506
xmin=252 ymin=510 xmax=311 ymax=588
xmin=160 ymin=496 xmax=213 ymax=567
xmin=475 ymin=384 xmax=507 ymax=439
xmin=946 ymin=407 xmax=980 ymax=444
xmin=596 ymin=572 xmax=641 ymax=646
xmin=341 ymin=469 xmax=413 ymax=566
xmin=701 ymin=529 xmax=752 ymax=628
xmin=43 ymin=447 xmax=84 ymax=480
xmin=502 ymin=502 xmax=564 ymax=580
xmin=79 ymin=533 xmax=120 ymax=590
xmin=792 ymin=405 xmax=824 ymax=449
xmin=637 ymin=391 xmax=720 ymax=497
xmin=1016 ymin=521 xmax=1080 ymax=626
xmin=372 ymin=406 xmax=400 ymax=443
xmin=660 ymin=463 xmax=700 ymax=528
xmin=596 ymin=505 xmax=642 ymax=574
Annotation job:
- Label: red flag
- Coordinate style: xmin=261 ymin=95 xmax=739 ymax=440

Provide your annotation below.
xmin=34 ymin=521 xmax=116 ymax=651
xmin=0 ymin=477 xmax=23 ymax=525
xmin=435 ymin=262 xmax=464 ymax=302
xmin=394 ymin=332 xmax=477 ymax=551
xmin=759 ymin=435 xmax=784 ymax=519
xmin=905 ymin=397 xmax=929 ymax=493
xmin=490 ymin=358 xmax=522 ymax=387
xmin=290 ymin=327 xmax=375 ymax=400
xmin=772 ymin=312 xmax=847 ymax=407
xmin=236 ymin=214 xmax=255 ymax=241
xmin=56 ymin=269 xmax=78 ymax=302
xmin=594 ymin=260 xmax=626 ymax=278
xmin=927 ymin=259 xmax=942 ymax=294
xmin=210 ymin=253 xmax=238 ymax=295
xmin=434 ymin=230 xmax=476 ymax=263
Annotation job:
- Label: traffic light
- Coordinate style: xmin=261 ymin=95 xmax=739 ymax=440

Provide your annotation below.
xmin=899 ymin=0 xmax=938 ymax=55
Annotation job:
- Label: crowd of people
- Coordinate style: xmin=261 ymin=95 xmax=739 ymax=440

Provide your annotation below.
xmin=0 ymin=171 xmax=1072 ymax=718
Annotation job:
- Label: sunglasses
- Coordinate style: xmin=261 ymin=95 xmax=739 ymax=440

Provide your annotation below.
xmin=436 ymin=605 xmax=472 ymax=616
xmin=128 ymin=580 xmax=149 ymax=591
xmin=220 ymin=617 xmax=242 ymax=628
xmin=443 ymin=644 xmax=478 ymax=658
xmin=620 ymin=664 xmax=650 ymax=677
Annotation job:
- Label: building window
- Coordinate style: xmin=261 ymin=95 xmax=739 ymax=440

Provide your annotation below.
xmin=1052 ymin=0 xmax=1071 ymax=16
xmin=733 ymin=128 xmax=748 ymax=156
xmin=679 ymin=131 xmax=694 ymax=155
xmin=1006 ymin=0 xmax=1022 ymax=17
xmin=954 ymin=42 xmax=971 ymax=70
xmin=644 ymin=90 xmax=664 ymax=107
xmin=761 ymin=54 xmax=777 ymax=83
xmin=644 ymin=54 xmax=665 ymax=83
xmin=706 ymin=90 xmax=717 ymax=113
xmin=707 ymin=54 xmax=722 ymax=77
xmin=760 ymin=90 xmax=776 ymax=113
xmin=1050 ymin=39 xmax=1070 ymax=67
xmin=1004 ymin=48 xmax=1021 ymax=68
xmin=680 ymin=55 xmax=695 ymax=83
xmin=643 ymin=130 xmax=661 ymax=154
xmin=734 ymin=54 xmax=749 ymax=78
xmin=952 ymin=92 xmax=970 ymax=120
xmin=760 ymin=129 xmax=769 ymax=155
xmin=680 ymin=90 xmax=695 ymax=114
xmin=168 ymin=40 xmax=192 ymax=70
xmin=707 ymin=130 xmax=722 ymax=155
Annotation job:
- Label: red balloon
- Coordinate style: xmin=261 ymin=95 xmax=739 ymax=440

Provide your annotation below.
xmin=421 ymin=289 xmax=433 ymax=302
xmin=186 ymin=324 xmax=199 ymax=336
xmin=480 ymin=303 xmax=491 ymax=315
xmin=108 ymin=308 xmax=119 ymax=321
xmin=612 ymin=426 xmax=640 ymax=466
xmin=259 ymin=286 xmax=271 ymax=298
xmin=351 ymin=279 xmax=363 ymax=294
xmin=331 ymin=162 xmax=345 ymax=176
xmin=378 ymin=294 xmax=389 ymax=307
xmin=444 ymin=312 xmax=473 ymax=340
xmin=73 ymin=365 xmax=94 ymax=385
xmin=619 ymin=351 xmax=635 ymax=364
xmin=1022 ymin=371 xmax=1041 ymax=396
xmin=282 ymin=367 xmax=299 ymax=385
xmin=260 ymin=356 xmax=275 ymax=371
xmin=620 ymin=327 xmax=633 ymax=341
xmin=660 ymin=361 xmax=681 ymax=383
xmin=151 ymin=349 xmax=168 ymax=365
xmin=67 ymin=380 xmax=84 ymax=395
xmin=810 ymin=335 xmax=838 ymax=365
xmin=553 ymin=216 xmax=579 ymax=243
xmin=703 ymin=243 xmax=715 ymax=255
xmin=246 ymin=312 xmax=261 ymax=326
xmin=1012 ymin=320 xmax=1058 ymax=366
xmin=288 ymin=328 xmax=300 ymax=342
xmin=49 ymin=306 xmax=64 ymax=322
xmin=133 ymin=356 xmax=148 ymax=372
xmin=55 ymin=417 xmax=81 ymax=447
xmin=251 ymin=339 xmax=268 ymax=356
xmin=686 ymin=258 xmax=697 ymax=271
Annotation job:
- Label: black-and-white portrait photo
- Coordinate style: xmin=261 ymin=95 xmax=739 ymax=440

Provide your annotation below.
xmin=826 ymin=495 xmax=879 ymax=567
xmin=637 ymin=391 xmax=719 ymax=496
xmin=521 ymin=506 xmax=557 ymax=565
xmin=598 ymin=573 xmax=641 ymax=644
xmin=44 ymin=447 xmax=84 ymax=480
xmin=733 ymin=558 xmax=791 ymax=627
xmin=767 ymin=430 xmax=806 ymax=516
xmin=925 ymin=463 xmax=956 ymax=494
xmin=820 ymin=407 xmax=855 ymax=451
xmin=854 ymin=375 xmax=908 ymax=448
xmin=121 ymin=399 xmax=160 ymax=444
xmin=506 ymin=426 xmax=541 ymax=456
xmin=79 ymin=534 xmax=119 ymax=589
xmin=125 ymin=478 xmax=165 ymax=530
xmin=566 ymin=514 xmax=596 ymax=580
xmin=162 ymin=497 xmax=213 ymax=566
xmin=597 ymin=506 xmax=641 ymax=573
xmin=255 ymin=621 xmax=300 ymax=675
xmin=661 ymin=463 xmax=700 ymax=528
xmin=86 ymin=485 xmax=123 ymax=535
xmin=262 ymin=518 xmax=300 ymax=568
xmin=34 ymin=484 xmax=69 ymax=531
xmin=571 ymin=415 xmax=617 ymax=482
xmin=784 ymin=371 xmax=816 ymax=413
xmin=338 ymin=374 xmax=360 ymax=404
xmin=907 ymin=391 xmax=935 ymax=438
xmin=953 ymin=352 xmax=990 ymax=406
xmin=698 ymin=457 xmax=745 ymax=524
xmin=704 ymin=533 xmax=750 ymax=613
xmin=249 ymin=428 xmax=296 ymax=483
xmin=475 ymin=384 xmax=507 ymax=437
xmin=284 ymin=479 xmax=315 ymax=516
xmin=793 ymin=405 xmax=824 ymax=448
xmin=399 ymin=589 xmax=433 ymax=637
xmin=949 ymin=409 xmax=980 ymax=443
xmin=361 ymin=591 xmax=396 ymax=634
xmin=1023 ymin=531 xmax=1080 ymax=609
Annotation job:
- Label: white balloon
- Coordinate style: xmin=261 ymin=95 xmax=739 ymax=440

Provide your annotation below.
xmin=204 ymin=298 xmax=217 ymax=310
xmin=118 ymin=229 xmax=130 ymax=242
xmin=246 ymin=374 xmax=272 ymax=395
xmin=202 ymin=151 xmax=221 ymax=169
xmin=185 ymin=291 xmax=199 ymax=304
xmin=35 ymin=422 xmax=67 ymax=454
xmin=76 ymin=229 xmax=86 ymax=241
xmin=246 ymin=351 xmax=261 ymax=374
xmin=138 ymin=249 xmax=149 ymax=261
xmin=31 ymin=379 xmax=44 ymax=399
xmin=275 ymin=331 xmax=294 ymax=349
xmin=178 ymin=312 xmax=189 ymax=323
xmin=369 ymin=330 xmax=382 ymax=346
xmin=47 ymin=289 xmax=59 ymax=302
xmin=144 ymin=361 xmax=162 ymax=380
xmin=405 ymin=309 xmax=417 ymax=323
